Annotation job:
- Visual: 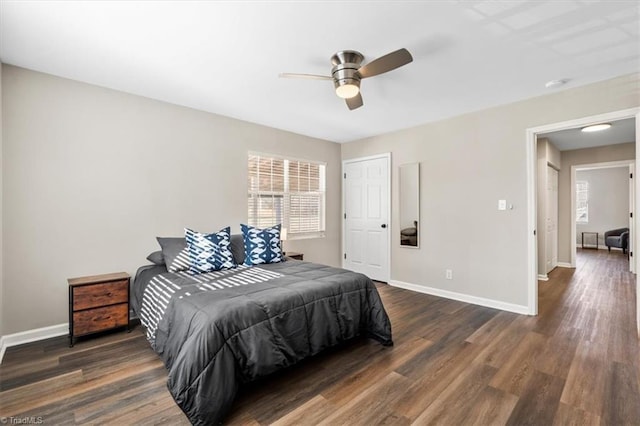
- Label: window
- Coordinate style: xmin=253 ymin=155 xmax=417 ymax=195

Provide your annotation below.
xmin=576 ymin=181 xmax=588 ymax=223
xmin=247 ymin=153 xmax=326 ymax=239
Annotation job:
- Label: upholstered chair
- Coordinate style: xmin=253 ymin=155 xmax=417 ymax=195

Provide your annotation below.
xmin=604 ymin=227 xmax=629 ymax=254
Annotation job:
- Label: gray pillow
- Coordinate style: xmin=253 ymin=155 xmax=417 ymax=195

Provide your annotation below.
xmin=146 ymin=250 xmax=165 ymax=265
xmin=230 ymin=234 xmax=245 ymax=265
xmin=156 ymin=233 xmax=246 ymax=270
xmin=400 ymin=227 xmax=417 ymax=237
xmin=156 ymin=237 xmax=190 ymax=272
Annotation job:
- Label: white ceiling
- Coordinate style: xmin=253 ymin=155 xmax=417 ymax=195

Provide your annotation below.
xmin=540 ymin=117 xmax=636 ymax=151
xmin=1 ymin=1 xmax=638 ymax=143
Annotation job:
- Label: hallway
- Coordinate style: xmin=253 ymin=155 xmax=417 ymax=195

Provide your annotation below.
xmin=538 ymin=248 xmax=639 ymax=424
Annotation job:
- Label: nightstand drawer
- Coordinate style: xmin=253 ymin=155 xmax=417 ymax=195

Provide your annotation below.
xmin=72 ymin=304 xmax=128 ymax=336
xmin=72 ymin=280 xmax=129 ymax=311
xmin=68 ymin=272 xmax=130 ymax=347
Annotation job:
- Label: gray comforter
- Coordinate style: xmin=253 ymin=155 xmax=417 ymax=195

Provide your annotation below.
xmin=133 ymin=260 xmax=392 ymax=425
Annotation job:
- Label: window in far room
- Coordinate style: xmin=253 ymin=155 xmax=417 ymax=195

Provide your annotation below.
xmin=247 ymin=153 xmax=326 ymax=239
xmin=576 ymin=180 xmax=589 ymax=223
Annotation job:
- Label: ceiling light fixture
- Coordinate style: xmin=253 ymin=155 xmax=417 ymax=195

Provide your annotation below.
xmin=335 ymin=82 xmax=360 ymax=99
xmin=581 ymin=123 xmax=612 ymax=132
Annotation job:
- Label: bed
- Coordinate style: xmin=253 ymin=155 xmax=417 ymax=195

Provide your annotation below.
xmin=132 ymin=236 xmax=393 ymax=425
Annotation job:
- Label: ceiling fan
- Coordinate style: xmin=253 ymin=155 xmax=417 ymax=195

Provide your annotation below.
xmin=280 ymin=48 xmax=413 ymax=110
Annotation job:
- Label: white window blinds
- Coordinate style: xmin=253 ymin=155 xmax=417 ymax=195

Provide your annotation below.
xmin=576 ymin=181 xmax=589 ymax=223
xmin=248 ymin=153 xmax=326 ymax=238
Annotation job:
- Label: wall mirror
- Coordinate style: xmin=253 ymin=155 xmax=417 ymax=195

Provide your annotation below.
xmin=399 ymin=162 xmax=419 ymax=248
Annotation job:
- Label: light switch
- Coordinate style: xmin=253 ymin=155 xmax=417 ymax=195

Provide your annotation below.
xmin=498 ymin=199 xmax=507 ymax=210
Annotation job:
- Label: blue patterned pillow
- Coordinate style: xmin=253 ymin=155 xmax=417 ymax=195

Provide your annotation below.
xmin=185 ymin=227 xmax=236 ymax=274
xmin=241 ymin=224 xmax=283 ymax=266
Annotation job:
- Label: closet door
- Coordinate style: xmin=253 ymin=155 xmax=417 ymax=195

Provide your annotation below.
xmin=546 ymin=166 xmax=559 ymax=273
xmin=343 ymin=156 xmax=390 ymax=282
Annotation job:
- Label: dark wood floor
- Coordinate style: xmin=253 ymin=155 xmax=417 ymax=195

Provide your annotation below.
xmin=1 ymin=249 xmax=639 ymax=425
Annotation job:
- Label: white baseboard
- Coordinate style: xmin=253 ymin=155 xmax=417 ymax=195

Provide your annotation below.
xmin=575 ymin=244 xmax=611 ymax=251
xmin=557 ymin=262 xmax=573 ymax=268
xmin=388 ymin=280 xmax=531 ymax=315
xmin=0 ymin=323 xmax=68 ymax=364
xmin=538 ymin=274 xmax=549 ymax=281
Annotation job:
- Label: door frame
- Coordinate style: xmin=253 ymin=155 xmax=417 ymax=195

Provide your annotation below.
xmin=342 ymin=153 xmax=392 ymax=283
xmin=631 ymin=163 xmax=635 ymax=274
xmin=570 ymin=160 xmax=635 ymax=270
xmin=526 ymin=107 xmax=640 ymax=318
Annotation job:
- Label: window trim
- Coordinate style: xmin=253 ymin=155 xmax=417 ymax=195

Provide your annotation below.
xmin=248 ymin=151 xmax=326 ymax=240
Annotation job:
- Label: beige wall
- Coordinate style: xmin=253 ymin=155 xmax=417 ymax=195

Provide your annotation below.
xmin=559 ymin=143 xmax=635 ymax=262
xmin=575 ymin=167 xmax=630 ymax=245
xmin=342 ymin=73 xmax=639 ymax=308
xmin=2 ymin=65 xmax=341 ymax=335
xmin=547 ymin=140 xmax=561 ymax=169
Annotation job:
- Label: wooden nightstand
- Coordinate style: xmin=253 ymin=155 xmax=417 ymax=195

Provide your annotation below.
xmin=68 ymin=272 xmax=130 ymax=347
xmin=286 ymin=252 xmax=303 ymax=261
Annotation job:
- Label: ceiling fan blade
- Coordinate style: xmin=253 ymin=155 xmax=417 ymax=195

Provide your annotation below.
xmin=357 ymin=48 xmax=413 ymax=79
xmin=346 ymin=93 xmax=363 ymax=110
xmin=279 ymin=73 xmax=332 ymax=81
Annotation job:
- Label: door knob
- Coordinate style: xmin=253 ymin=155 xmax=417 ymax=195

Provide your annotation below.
xmin=381 ymin=224 xmax=387 ymax=228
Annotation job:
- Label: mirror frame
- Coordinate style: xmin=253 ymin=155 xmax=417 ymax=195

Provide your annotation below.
xmin=399 ymin=162 xmax=420 ymax=249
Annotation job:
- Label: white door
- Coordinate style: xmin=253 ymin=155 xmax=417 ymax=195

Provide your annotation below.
xmin=343 ymin=155 xmax=390 ymax=282
xmin=546 ymin=166 xmax=558 ymax=273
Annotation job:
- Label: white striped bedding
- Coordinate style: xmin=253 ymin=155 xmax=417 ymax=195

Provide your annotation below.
xmin=140 ymin=265 xmax=283 ymax=341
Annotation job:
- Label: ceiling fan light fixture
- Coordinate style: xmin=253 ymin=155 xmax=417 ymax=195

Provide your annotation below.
xmin=282 ymin=48 xmax=412 ymax=110
xmin=333 ymin=64 xmax=361 ymax=99
xmin=335 ymin=82 xmax=360 ymax=99
xmin=581 ymin=123 xmax=612 ymax=132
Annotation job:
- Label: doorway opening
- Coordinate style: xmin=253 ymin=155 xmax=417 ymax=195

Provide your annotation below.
xmin=570 ymin=161 xmax=635 ymax=272
xmin=526 ymin=108 xmax=640 ymax=316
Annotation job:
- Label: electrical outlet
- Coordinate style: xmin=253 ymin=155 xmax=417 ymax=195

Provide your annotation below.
xmin=445 ymin=269 xmax=453 ymax=280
